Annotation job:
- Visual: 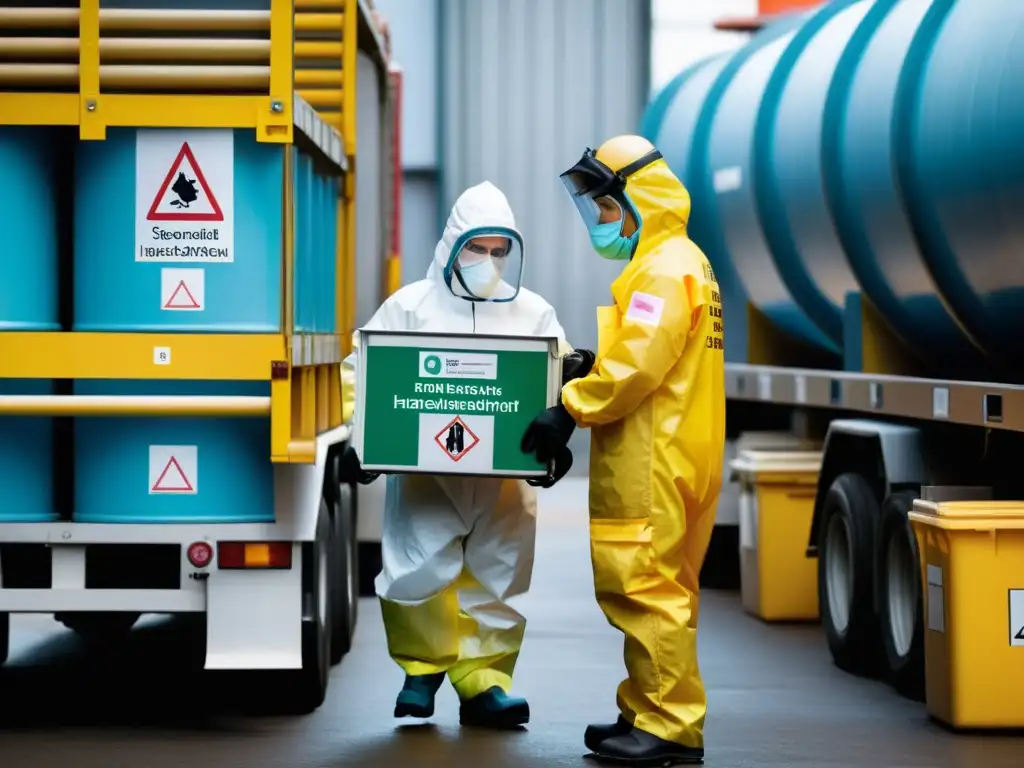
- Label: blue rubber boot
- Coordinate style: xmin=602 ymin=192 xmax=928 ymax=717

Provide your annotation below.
xmin=394 ymin=672 xmax=446 ymax=718
xmin=459 ymin=686 xmax=530 ymax=729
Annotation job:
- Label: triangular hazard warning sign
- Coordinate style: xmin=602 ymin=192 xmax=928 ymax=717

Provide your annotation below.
xmin=164 ymin=280 xmax=201 ymax=309
xmin=152 ymin=456 xmax=194 ymax=492
xmin=146 ymin=142 xmax=224 ymax=222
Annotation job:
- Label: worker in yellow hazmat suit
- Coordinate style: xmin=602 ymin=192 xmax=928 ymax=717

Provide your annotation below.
xmin=336 ymin=181 xmax=589 ymax=729
xmin=521 ymin=135 xmax=725 ymax=765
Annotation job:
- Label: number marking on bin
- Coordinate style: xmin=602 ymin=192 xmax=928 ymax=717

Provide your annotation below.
xmin=153 ymin=346 xmax=171 ymax=365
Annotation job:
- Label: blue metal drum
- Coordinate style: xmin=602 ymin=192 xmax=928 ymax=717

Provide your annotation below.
xmin=72 ymin=379 xmax=273 ymax=524
xmin=0 ymin=128 xmax=60 ymax=331
xmin=0 ymin=379 xmax=57 ymax=522
xmin=322 ymin=175 xmax=338 ymax=334
xmin=73 ymin=127 xmax=283 ymax=332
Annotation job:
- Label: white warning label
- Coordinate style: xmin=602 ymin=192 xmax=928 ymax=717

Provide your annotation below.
xmin=135 ymin=129 xmax=234 ymax=263
xmin=149 ymin=445 xmax=198 ymax=495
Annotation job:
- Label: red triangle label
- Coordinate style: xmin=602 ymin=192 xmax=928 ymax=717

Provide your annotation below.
xmin=152 ymin=456 xmax=194 ymax=492
xmin=146 ymin=142 xmax=224 ymax=222
xmin=164 ymin=279 xmax=201 ymax=309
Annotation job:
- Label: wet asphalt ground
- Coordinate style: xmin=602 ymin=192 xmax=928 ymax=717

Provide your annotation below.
xmin=0 ymin=477 xmax=1020 ymax=767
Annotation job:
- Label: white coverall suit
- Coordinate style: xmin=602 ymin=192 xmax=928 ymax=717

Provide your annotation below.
xmin=341 ymin=182 xmax=571 ymax=706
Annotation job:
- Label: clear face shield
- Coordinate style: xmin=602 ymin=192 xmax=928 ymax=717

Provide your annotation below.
xmin=443 ymin=226 xmax=525 ymax=303
xmin=559 ymin=147 xmax=664 ymax=232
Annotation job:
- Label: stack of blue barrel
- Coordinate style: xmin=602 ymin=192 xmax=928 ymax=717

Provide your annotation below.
xmin=0 ymin=128 xmax=60 ymax=522
xmin=0 ymin=125 xmax=337 ymax=524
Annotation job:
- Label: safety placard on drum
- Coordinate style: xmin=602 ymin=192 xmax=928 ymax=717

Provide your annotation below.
xmin=135 ymin=129 xmax=235 ymax=263
xmin=354 ymin=333 xmax=560 ymax=478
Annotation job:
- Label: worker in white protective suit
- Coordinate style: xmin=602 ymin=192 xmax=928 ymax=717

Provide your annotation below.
xmin=335 ymin=181 xmax=594 ymax=728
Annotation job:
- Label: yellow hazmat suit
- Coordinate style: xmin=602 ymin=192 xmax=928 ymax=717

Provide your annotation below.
xmin=560 ymin=136 xmax=726 ymax=750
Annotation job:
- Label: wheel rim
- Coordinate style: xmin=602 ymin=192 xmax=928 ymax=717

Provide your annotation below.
xmin=318 ymin=541 xmax=329 ymax=629
xmin=825 ymin=514 xmax=854 ymax=634
xmin=887 ymin=529 xmax=916 ymax=658
xmin=347 ymin=530 xmax=357 ymax=615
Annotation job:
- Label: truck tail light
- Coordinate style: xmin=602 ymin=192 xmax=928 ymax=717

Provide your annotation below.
xmin=217 ymin=542 xmax=293 ymax=569
xmin=187 ymin=541 xmax=214 ymax=568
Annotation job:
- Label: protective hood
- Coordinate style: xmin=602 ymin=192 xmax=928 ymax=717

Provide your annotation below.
xmin=622 ymin=156 xmax=691 ymax=254
xmin=427 ymin=181 xmax=525 ymax=303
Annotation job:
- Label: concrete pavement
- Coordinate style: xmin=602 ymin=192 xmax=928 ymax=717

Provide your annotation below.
xmin=0 ymin=478 xmax=1019 ymax=767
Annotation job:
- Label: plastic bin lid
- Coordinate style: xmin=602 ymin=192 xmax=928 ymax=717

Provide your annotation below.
xmin=909 ymin=499 xmax=1024 ymax=531
xmin=728 ymin=449 xmax=823 ymax=481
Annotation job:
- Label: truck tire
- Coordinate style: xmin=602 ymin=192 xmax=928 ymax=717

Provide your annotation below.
xmin=0 ymin=612 xmax=9 ymax=666
xmin=818 ymin=472 xmax=882 ymax=676
xmin=878 ymin=491 xmax=925 ymax=700
xmin=259 ymin=510 xmax=332 ymax=715
xmin=329 ymin=484 xmax=358 ymax=664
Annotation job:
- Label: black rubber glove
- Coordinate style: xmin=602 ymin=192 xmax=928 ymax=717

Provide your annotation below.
xmin=336 ymin=444 xmax=380 ymax=486
xmin=561 ymin=349 xmax=596 ymax=385
xmin=526 ymin=444 xmax=574 ymax=488
xmin=521 ymin=401 xmax=577 ymax=464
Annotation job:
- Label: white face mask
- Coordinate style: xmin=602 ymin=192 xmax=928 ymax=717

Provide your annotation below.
xmin=458 ymin=258 xmax=501 ymax=298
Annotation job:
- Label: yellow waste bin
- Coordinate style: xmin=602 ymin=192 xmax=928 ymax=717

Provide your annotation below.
xmin=730 ymin=449 xmax=822 ymax=622
xmin=909 ymin=499 xmax=1024 ymax=729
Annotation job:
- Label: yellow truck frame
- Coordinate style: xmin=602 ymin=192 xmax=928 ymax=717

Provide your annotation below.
xmin=0 ymin=0 xmax=395 ymax=715
xmin=0 ymin=0 xmax=390 ymax=462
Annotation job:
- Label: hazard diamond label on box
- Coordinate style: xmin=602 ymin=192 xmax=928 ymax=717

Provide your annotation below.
xmin=160 ymin=267 xmax=205 ymax=311
xmin=434 ymin=416 xmax=480 ymax=462
xmin=135 ymin=129 xmax=234 ymax=263
xmin=149 ymin=445 xmax=198 ymax=495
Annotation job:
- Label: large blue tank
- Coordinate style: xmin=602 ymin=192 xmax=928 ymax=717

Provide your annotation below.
xmin=701 ymin=9 xmax=838 ymax=356
xmin=753 ymin=0 xmax=871 ymax=352
xmin=823 ymin=0 xmax=982 ymax=370
xmin=896 ymin=0 xmax=1024 ymax=367
xmin=639 ymin=68 xmax=692 ymax=144
xmin=646 ymin=54 xmax=750 ymax=362
xmin=651 ymin=0 xmax=1023 ymax=378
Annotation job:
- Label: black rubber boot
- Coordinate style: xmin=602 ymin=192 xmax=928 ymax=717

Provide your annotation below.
xmin=458 ymin=686 xmax=530 ymax=729
xmin=587 ymin=726 xmax=704 ymax=766
xmin=584 ymin=715 xmax=633 ymax=752
xmin=394 ymin=672 xmax=446 ymax=718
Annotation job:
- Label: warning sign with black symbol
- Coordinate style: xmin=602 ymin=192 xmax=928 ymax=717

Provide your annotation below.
xmin=135 ymin=129 xmax=235 ymax=263
xmin=413 ymin=413 xmax=493 ymax=473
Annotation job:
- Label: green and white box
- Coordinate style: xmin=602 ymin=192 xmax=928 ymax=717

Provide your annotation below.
xmin=353 ymin=330 xmax=562 ymax=477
